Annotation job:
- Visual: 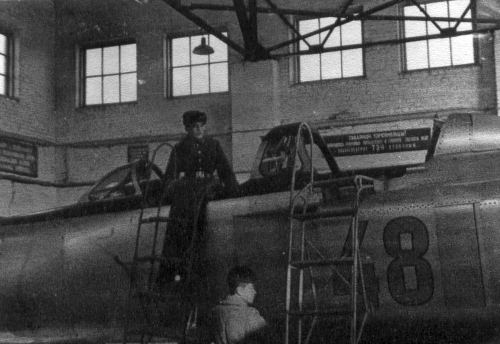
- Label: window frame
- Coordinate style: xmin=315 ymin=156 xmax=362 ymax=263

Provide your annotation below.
xmin=166 ymin=30 xmax=229 ymax=98
xmin=294 ymin=16 xmax=365 ymax=84
xmin=79 ymin=39 xmax=138 ymax=107
xmin=0 ymin=29 xmax=15 ymax=98
xmin=400 ymin=0 xmax=479 ymax=72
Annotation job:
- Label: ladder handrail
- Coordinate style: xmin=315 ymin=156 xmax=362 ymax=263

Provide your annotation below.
xmin=124 ymin=142 xmax=176 ymax=344
xmin=133 ymin=142 xmax=176 ymax=288
xmin=124 ymin=140 xmax=212 ymax=344
xmin=286 ymin=122 xmax=374 ymax=344
xmin=289 ymin=122 xmax=315 ymax=206
xmin=286 ymin=122 xmax=315 ymax=344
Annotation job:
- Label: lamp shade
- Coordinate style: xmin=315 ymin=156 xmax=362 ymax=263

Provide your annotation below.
xmin=193 ymin=37 xmax=214 ymax=55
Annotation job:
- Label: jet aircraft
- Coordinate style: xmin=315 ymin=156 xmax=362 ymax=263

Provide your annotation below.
xmin=0 ymin=113 xmax=499 ymax=343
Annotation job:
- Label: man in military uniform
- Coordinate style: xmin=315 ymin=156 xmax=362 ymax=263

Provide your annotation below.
xmin=160 ymin=110 xmax=238 ymax=288
xmin=164 ymin=110 xmax=238 ymax=193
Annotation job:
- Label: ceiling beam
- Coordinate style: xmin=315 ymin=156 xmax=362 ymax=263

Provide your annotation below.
xmin=161 ymin=0 xmax=500 ymax=62
xmin=363 ymin=14 xmax=500 ymax=24
xmin=162 ymin=0 xmax=247 ymax=56
xmin=266 ymin=0 xmax=403 ymax=53
xmin=275 ymin=25 xmax=500 ymax=59
xmin=184 ymin=2 xmax=363 ymax=17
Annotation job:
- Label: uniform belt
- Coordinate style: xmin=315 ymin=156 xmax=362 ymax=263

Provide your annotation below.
xmin=183 ymin=171 xmax=212 ymax=180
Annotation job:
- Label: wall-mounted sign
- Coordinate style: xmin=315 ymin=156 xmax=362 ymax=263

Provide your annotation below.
xmin=0 ymin=138 xmax=38 ymax=177
xmin=324 ymin=128 xmax=431 ymax=157
xmin=128 ymin=145 xmax=149 ymax=163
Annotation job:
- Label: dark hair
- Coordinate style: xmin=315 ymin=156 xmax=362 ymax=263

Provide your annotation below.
xmin=183 ymin=110 xmax=207 ymax=127
xmin=227 ymin=265 xmax=256 ymax=294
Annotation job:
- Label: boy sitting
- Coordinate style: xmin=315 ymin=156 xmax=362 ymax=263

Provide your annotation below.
xmin=212 ymin=265 xmax=267 ymax=344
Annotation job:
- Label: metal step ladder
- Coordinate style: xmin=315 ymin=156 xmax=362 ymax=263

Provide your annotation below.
xmin=121 ymin=143 xmax=204 ymax=344
xmin=285 ymin=123 xmax=375 ymax=344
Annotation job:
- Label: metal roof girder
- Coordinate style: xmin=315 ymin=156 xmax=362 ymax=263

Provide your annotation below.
xmin=320 ymin=0 xmax=355 ymax=49
xmin=265 ymin=0 xmax=404 ymax=54
xmin=274 ymin=24 xmax=500 ymax=59
xmin=162 ymin=0 xmax=247 ymax=57
xmin=362 ymin=14 xmax=500 ymax=25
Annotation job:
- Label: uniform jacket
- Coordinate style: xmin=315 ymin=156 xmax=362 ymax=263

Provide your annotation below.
xmin=212 ymin=294 xmax=267 ymax=344
xmin=164 ymin=135 xmax=237 ymax=190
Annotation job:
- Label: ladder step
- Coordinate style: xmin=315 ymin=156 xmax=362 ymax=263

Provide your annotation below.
xmin=289 ymin=257 xmax=355 ymax=268
xmin=140 ymin=216 xmax=170 ymax=224
xmin=288 ymin=295 xmax=362 ymax=318
xmin=293 ymin=206 xmax=355 ymax=220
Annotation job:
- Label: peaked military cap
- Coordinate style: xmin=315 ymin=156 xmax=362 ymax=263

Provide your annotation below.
xmin=183 ymin=110 xmax=207 ymax=127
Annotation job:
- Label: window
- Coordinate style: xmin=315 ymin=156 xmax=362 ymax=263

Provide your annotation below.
xmin=260 ymin=136 xmax=295 ymax=177
xmin=83 ymin=42 xmax=137 ymax=106
xmin=403 ymin=0 xmax=476 ymax=71
xmin=168 ymin=33 xmax=228 ymax=97
xmin=0 ymin=32 xmax=12 ymax=97
xmin=297 ymin=18 xmax=363 ymax=82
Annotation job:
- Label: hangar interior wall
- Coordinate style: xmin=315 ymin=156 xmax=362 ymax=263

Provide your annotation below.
xmin=0 ymin=0 xmax=498 ymax=214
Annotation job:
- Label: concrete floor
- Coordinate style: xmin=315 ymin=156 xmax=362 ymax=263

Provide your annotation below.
xmin=2 ymin=319 xmax=500 ymax=344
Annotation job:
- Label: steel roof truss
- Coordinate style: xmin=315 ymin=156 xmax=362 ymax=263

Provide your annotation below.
xmin=274 ymin=24 xmax=500 ymax=59
xmin=266 ymin=0 xmax=403 ymax=54
xmin=161 ymin=0 xmax=500 ymax=61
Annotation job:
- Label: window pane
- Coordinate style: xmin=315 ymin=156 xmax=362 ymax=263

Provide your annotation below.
xmin=103 ymin=46 xmax=119 ymax=75
xmin=298 ymin=16 xmax=363 ymax=82
xmin=172 ymin=67 xmax=190 ymax=96
xmin=451 ymin=0 xmax=472 ymax=31
xmin=103 ymin=75 xmax=119 ymax=103
xmin=342 ymin=49 xmax=363 ymax=77
xmin=210 ymin=63 xmax=228 ymax=93
xmin=191 ymin=65 xmax=209 ymax=94
xmin=191 ymin=35 xmax=210 ymax=66
xmin=321 ymin=51 xmax=341 ymax=79
xmin=121 ymin=44 xmax=136 ymax=73
xmin=0 ymin=75 xmax=5 ymax=95
xmin=209 ymin=34 xmax=228 ymax=63
xmin=404 ymin=19 xmax=426 ymax=39
xmin=429 ymin=38 xmax=451 ymax=68
xmin=342 ymin=21 xmax=362 ymax=45
xmin=403 ymin=1 xmax=475 ymax=71
xmin=456 ymin=19 xmax=472 ymax=32
xmin=0 ymin=55 xmax=6 ymax=75
xmin=426 ymin=2 xmax=449 ymax=35
xmin=86 ymin=48 xmax=102 ymax=76
xmin=172 ymin=37 xmax=190 ymax=67
xmin=404 ymin=5 xmax=422 ymax=17
xmin=84 ymin=43 xmax=137 ymax=105
xmin=121 ymin=72 xmax=137 ymax=102
xmin=299 ymin=19 xmax=320 ymax=50
xmin=319 ymin=17 xmax=336 ymax=47
xmin=426 ymin=2 xmax=449 ymax=18
xmin=451 ymin=35 xmax=474 ymax=65
xmin=86 ymin=77 xmax=102 ymax=105
xmin=324 ymin=24 xmax=340 ymax=48
xmin=300 ymin=54 xmax=320 ymax=82
xmin=406 ymin=41 xmax=428 ymax=70
xmin=170 ymin=32 xmax=228 ymax=97
xmin=0 ymin=34 xmax=6 ymax=54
